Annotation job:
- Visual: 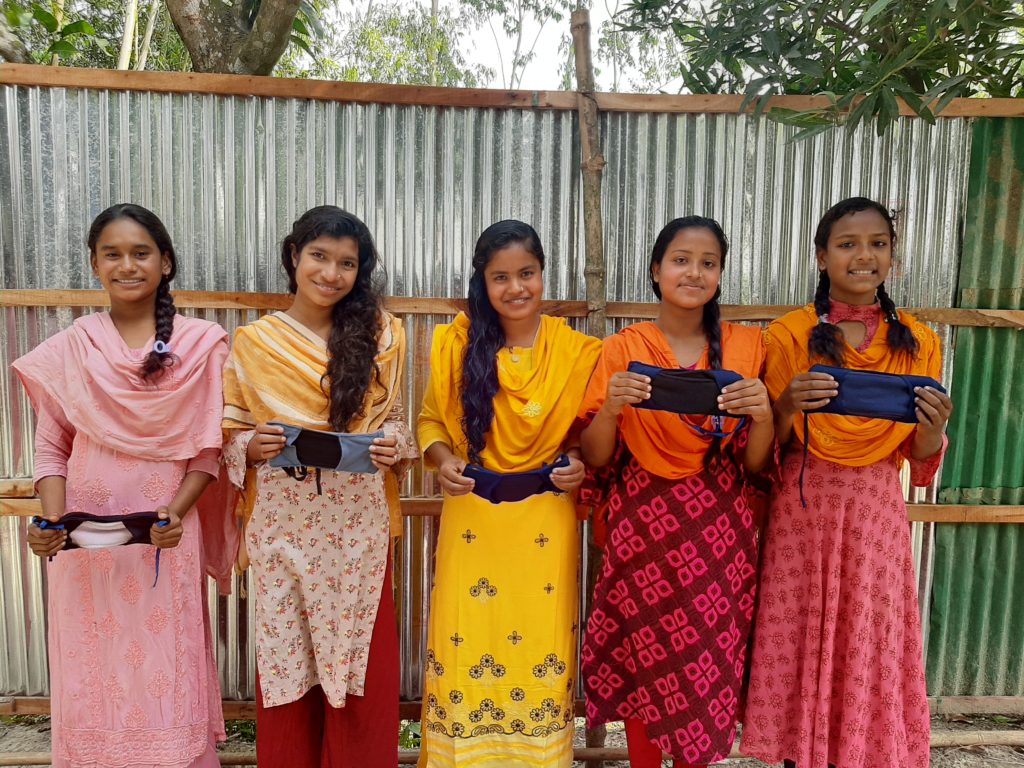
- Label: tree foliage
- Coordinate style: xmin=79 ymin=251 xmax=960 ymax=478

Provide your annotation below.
xmin=277 ymin=1 xmax=493 ymax=87
xmin=464 ymin=0 xmax=574 ymax=89
xmin=620 ymin=0 xmax=1024 ymax=135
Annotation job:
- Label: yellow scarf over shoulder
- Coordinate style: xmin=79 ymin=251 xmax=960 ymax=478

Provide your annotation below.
xmin=223 ymin=311 xmax=406 ymax=548
xmin=418 ymin=312 xmax=602 ymax=471
xmin=766 ymin=304 xmax=942 ymax=466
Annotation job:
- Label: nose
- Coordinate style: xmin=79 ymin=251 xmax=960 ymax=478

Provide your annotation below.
xmin=117 ymin=254 xmax=137 ymax=272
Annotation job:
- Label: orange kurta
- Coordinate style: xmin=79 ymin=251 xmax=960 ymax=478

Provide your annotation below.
xmin=578 ymin=320 xmax=766 ymax=479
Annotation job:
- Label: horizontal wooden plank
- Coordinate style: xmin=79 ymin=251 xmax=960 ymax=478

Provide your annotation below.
xmin=3 ymin=64 xmax=1022 ymax=117
xmin=3 ymin=291 xmax=1023 ymax=327
xmin=0 ymin=479 xmax=33 ymax=497
xmin=0 ymin=64 xmax=577 ymax=109
xmin=2 ymin=496 xmax=1022 ymax=523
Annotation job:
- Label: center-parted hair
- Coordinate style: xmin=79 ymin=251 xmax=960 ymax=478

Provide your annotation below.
xmin=281 ymin=206 xmax=385 ymax=431
xmin=461 ymin=220 xmax=546 ymax=465
xmin=649 ymin=216 xmax=728 ymax=467
xmin=88 ymin=203 xmax=177 ymax=382
xmin=809 ymin=197 xmax=919 ymax=365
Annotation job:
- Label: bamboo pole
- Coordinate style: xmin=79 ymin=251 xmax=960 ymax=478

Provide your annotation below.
xmin=571 ymin=10 xmax=608 ymax=767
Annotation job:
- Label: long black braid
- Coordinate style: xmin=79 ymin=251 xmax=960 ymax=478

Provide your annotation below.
xmin=87 ymin=203 xmax=178 ymax=382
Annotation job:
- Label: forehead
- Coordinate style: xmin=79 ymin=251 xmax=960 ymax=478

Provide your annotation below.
xmin=666 ymin=227 xmax=722 ymax=256
xmin=484 ymin=242 xmax=542 ymax=273
xmin=95 ymin=217 xmax=157 ymax=248
xmin=300 ymin=234 xmax=359 ymax=257
xmin=828 ymin=208 xmax=891 ymax=239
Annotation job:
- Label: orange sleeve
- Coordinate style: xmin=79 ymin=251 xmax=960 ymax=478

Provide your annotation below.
xmin=576 ymin=334 xmax=628 ymax=421
xmin=764 ymin=322 xmax=800 ymax=403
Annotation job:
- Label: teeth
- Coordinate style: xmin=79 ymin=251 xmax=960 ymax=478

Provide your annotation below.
xmin=850 ymin=270 xmax=874 ymax=275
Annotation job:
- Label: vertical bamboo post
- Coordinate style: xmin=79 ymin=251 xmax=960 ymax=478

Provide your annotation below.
xmin=571 ymin=8 xmax=608 ymax=341
xmin=571 ymin=8 xmax=607 ymax=768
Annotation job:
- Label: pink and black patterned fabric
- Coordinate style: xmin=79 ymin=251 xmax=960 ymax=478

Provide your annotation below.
xmin=580 ymin=431 xmax=759 ymax=764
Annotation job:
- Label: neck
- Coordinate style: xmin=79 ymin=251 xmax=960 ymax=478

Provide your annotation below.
xmin=500 ymin=314 xmax=542 ymax=347
xmin=828 ymin=289 xmax=878 ymax=306
xmin=654 ymin=301 xmax=706 ymax=340
xmin=286 ymin=294 xmax=335 ymax=339
xmin=109 ymin=298 xmax=157 ymax=328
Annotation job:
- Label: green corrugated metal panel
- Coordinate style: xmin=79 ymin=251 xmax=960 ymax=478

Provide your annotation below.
xmin=927 ymin=117 xmax=1024 ymax=696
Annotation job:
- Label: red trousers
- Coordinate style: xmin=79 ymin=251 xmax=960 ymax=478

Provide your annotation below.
xmin=625 ymin=719 xmax=706 ymax=768
xmin=256 ymin=556 xmax=399 ymax=768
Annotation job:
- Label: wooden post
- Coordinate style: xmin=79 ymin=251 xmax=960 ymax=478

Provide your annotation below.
xmin=571 ymin=7 xmax=608 ymax=341
xmin=571 ymin=9 xmax=608 ymax=768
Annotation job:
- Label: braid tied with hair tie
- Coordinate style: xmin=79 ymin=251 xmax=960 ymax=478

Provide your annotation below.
xmin=702 ymin=292 xmax=725 ymax=469
xmin=876 ymin=282 xmax=919 ymax=358
xmin=139 ymin=279 xmax=177 ymax=381
xmin=807 ymin=271 xmax=846 ymax=366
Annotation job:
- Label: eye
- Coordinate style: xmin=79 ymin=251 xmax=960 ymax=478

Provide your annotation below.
xmin=873 ymin=240 xmax=889 ymax=248
xmin=703 ymin=260 xmax=716 ymax=269
xmin=343 ymin=260 xmax=357 ymax=269
xmin=521 ymin=270 xmax=534 ymax=278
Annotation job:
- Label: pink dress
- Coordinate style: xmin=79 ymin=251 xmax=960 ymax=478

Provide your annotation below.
xmin=13 ymin=312 xmax=230 ymax=768
xmin=741 ymin=301 xmax=944 ymax=768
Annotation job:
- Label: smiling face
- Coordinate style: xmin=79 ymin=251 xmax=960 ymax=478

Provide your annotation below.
xmin=90 ymin=218 xmax=171 ymax=306
xmin=651 ymin=226 xmax=723 ymax=310
xmin=816 ymin=208 xmax=893 ymax=304
xmin=291 ymin=235 xmax=360 ymax=310
xmin=483 ymin=241 xmax=544 ymax=325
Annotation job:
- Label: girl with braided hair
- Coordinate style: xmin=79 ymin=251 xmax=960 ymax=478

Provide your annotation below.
xmin=14 ymin=204 xmax=231 ymax=767
xmin=577 ymin=216 xmax=774 ymax=767
xmin=741 ymin=197 xmax=953 ymax=768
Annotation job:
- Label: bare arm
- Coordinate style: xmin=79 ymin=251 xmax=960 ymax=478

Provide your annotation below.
xmin=579 ymin=371 xmax=651 ymax=468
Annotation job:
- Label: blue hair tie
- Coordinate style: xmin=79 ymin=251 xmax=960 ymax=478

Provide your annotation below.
xmin=153 ymin=340 xmax=171 ymax=355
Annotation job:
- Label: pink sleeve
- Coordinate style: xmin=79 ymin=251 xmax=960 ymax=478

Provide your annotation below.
xmin=223 ymin=429 xmax=255 ymax=489
xmin=186 ymin=447 xmax=221 ymax=478
xmin=901 ymin=432 xmax=948 ymax=487
xmin=31 ymin=389 xmax=75 ymax=483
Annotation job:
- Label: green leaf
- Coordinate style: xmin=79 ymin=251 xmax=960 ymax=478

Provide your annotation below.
xmin=59 ymin=19 xmax=96 ymax=37
xmin=292 ymin=15 xmax=309 ymax=38
xmin=289 ymin=32 xmax=316 ymax=60
xmin=31 ymin=3 xmax=58 ymax=33
xmin=861 ymin=0 xmax=895 ymax=24
xmin=46 ymin=39 xmax=77 ymax=58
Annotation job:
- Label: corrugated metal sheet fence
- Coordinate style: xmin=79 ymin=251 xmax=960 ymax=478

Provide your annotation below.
xmin=0 ymin=78 xmax=992 ymax=704
xmin=928 ymin=117 xmax=1024 ymax=697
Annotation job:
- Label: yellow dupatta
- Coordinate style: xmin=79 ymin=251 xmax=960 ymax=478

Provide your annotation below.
xmin=223 ymin=310 xmax=407 ymax=549
xmin=418 ymin=312 xmax=602 ymax=471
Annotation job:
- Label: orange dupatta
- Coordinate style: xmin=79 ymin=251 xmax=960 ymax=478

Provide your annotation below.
xmin=577 ymin=321 xmax=766 ymax=480
xmin=766 ymin=304 xmax=941 ymax=466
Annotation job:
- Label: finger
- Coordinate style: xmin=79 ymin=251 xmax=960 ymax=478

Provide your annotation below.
xmin=373 ymin=437 xmax=398 ymax=447
xmin=720 ymin=394 xmax=769 ymax=410
xmin=797 ymin=398 xmax=833 ymax=411
xmin=616 ymin=372 xmax=651 ymax=386
xmin=720 ymin=378 xmax=761 ymax=395
xmin=798 ymin=372 xmax=838 ymax=383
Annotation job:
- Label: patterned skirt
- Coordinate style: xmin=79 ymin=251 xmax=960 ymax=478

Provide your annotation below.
xmin=418 ymin=490 xmax=579 ymax=768
xmin=581 ymin=451 xmax=758 ymax=764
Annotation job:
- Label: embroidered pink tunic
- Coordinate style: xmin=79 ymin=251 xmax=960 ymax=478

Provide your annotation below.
xmin=13 ymin=313 xmax=229 ymax=768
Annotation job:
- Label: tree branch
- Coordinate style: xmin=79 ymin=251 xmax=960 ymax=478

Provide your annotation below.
xmin=236 ymin=0 xmax=301 ymax=74
xmin=0 ymin=14 xmax=30 ymax=63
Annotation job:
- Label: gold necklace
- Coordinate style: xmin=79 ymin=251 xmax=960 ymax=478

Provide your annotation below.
xmin=506 ymin=320 xmax=541 ymax=363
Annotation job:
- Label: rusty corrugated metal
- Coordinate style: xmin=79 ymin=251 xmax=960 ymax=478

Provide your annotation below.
xmin=928 ymin=117 xmax=1024 ymax=697
xmin=0 ymin=82 xmax=977 ymax=705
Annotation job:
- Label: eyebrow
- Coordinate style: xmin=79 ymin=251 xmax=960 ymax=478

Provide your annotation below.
xmin=668 ymin=247 xmax=720 ymax=257
xmin=98 ymin=242 xmax=154 ymax=250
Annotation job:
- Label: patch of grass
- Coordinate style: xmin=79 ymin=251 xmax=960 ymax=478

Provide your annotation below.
xmin=224 ymin=719 xmax=257 ymax=742
xmin=399 ymin=719 xmax=421 ymax=749
xmin=0 ymin=715 xmax=49 ymax=727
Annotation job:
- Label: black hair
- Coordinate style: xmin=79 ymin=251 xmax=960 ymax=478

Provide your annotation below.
xmin=461 ymin=219 xmax=546 ymax=465
xmin=88 ymin=203 xmax=177 ymax=382
xmin=650 ymin=216 xmax=728 ymax=468
xmin=281 ymin=206 xmax=384 ymax=431
xmin=809 ymin=196 xmax=919 ymax=365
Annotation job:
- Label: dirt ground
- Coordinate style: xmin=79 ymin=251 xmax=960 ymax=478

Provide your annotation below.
xmin=1 ymin=714 xmax=1021 ymax=766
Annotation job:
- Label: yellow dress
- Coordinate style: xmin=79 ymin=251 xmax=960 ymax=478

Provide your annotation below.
xmin=417 ymin=314 xmax=601 ymax=768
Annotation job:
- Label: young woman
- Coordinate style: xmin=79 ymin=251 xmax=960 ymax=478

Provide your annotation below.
xmin=15 ymin=203 xmax=229 ymax=767
xmin=578 ymin=216 xmax=774 ymax=767
xmin=741 ymin=197 xmax=953 ymax=768
xmin=221 ymin=206 xmax=417 ymax=768
xmin=416 ymin=220 xmax=602 ymax=767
